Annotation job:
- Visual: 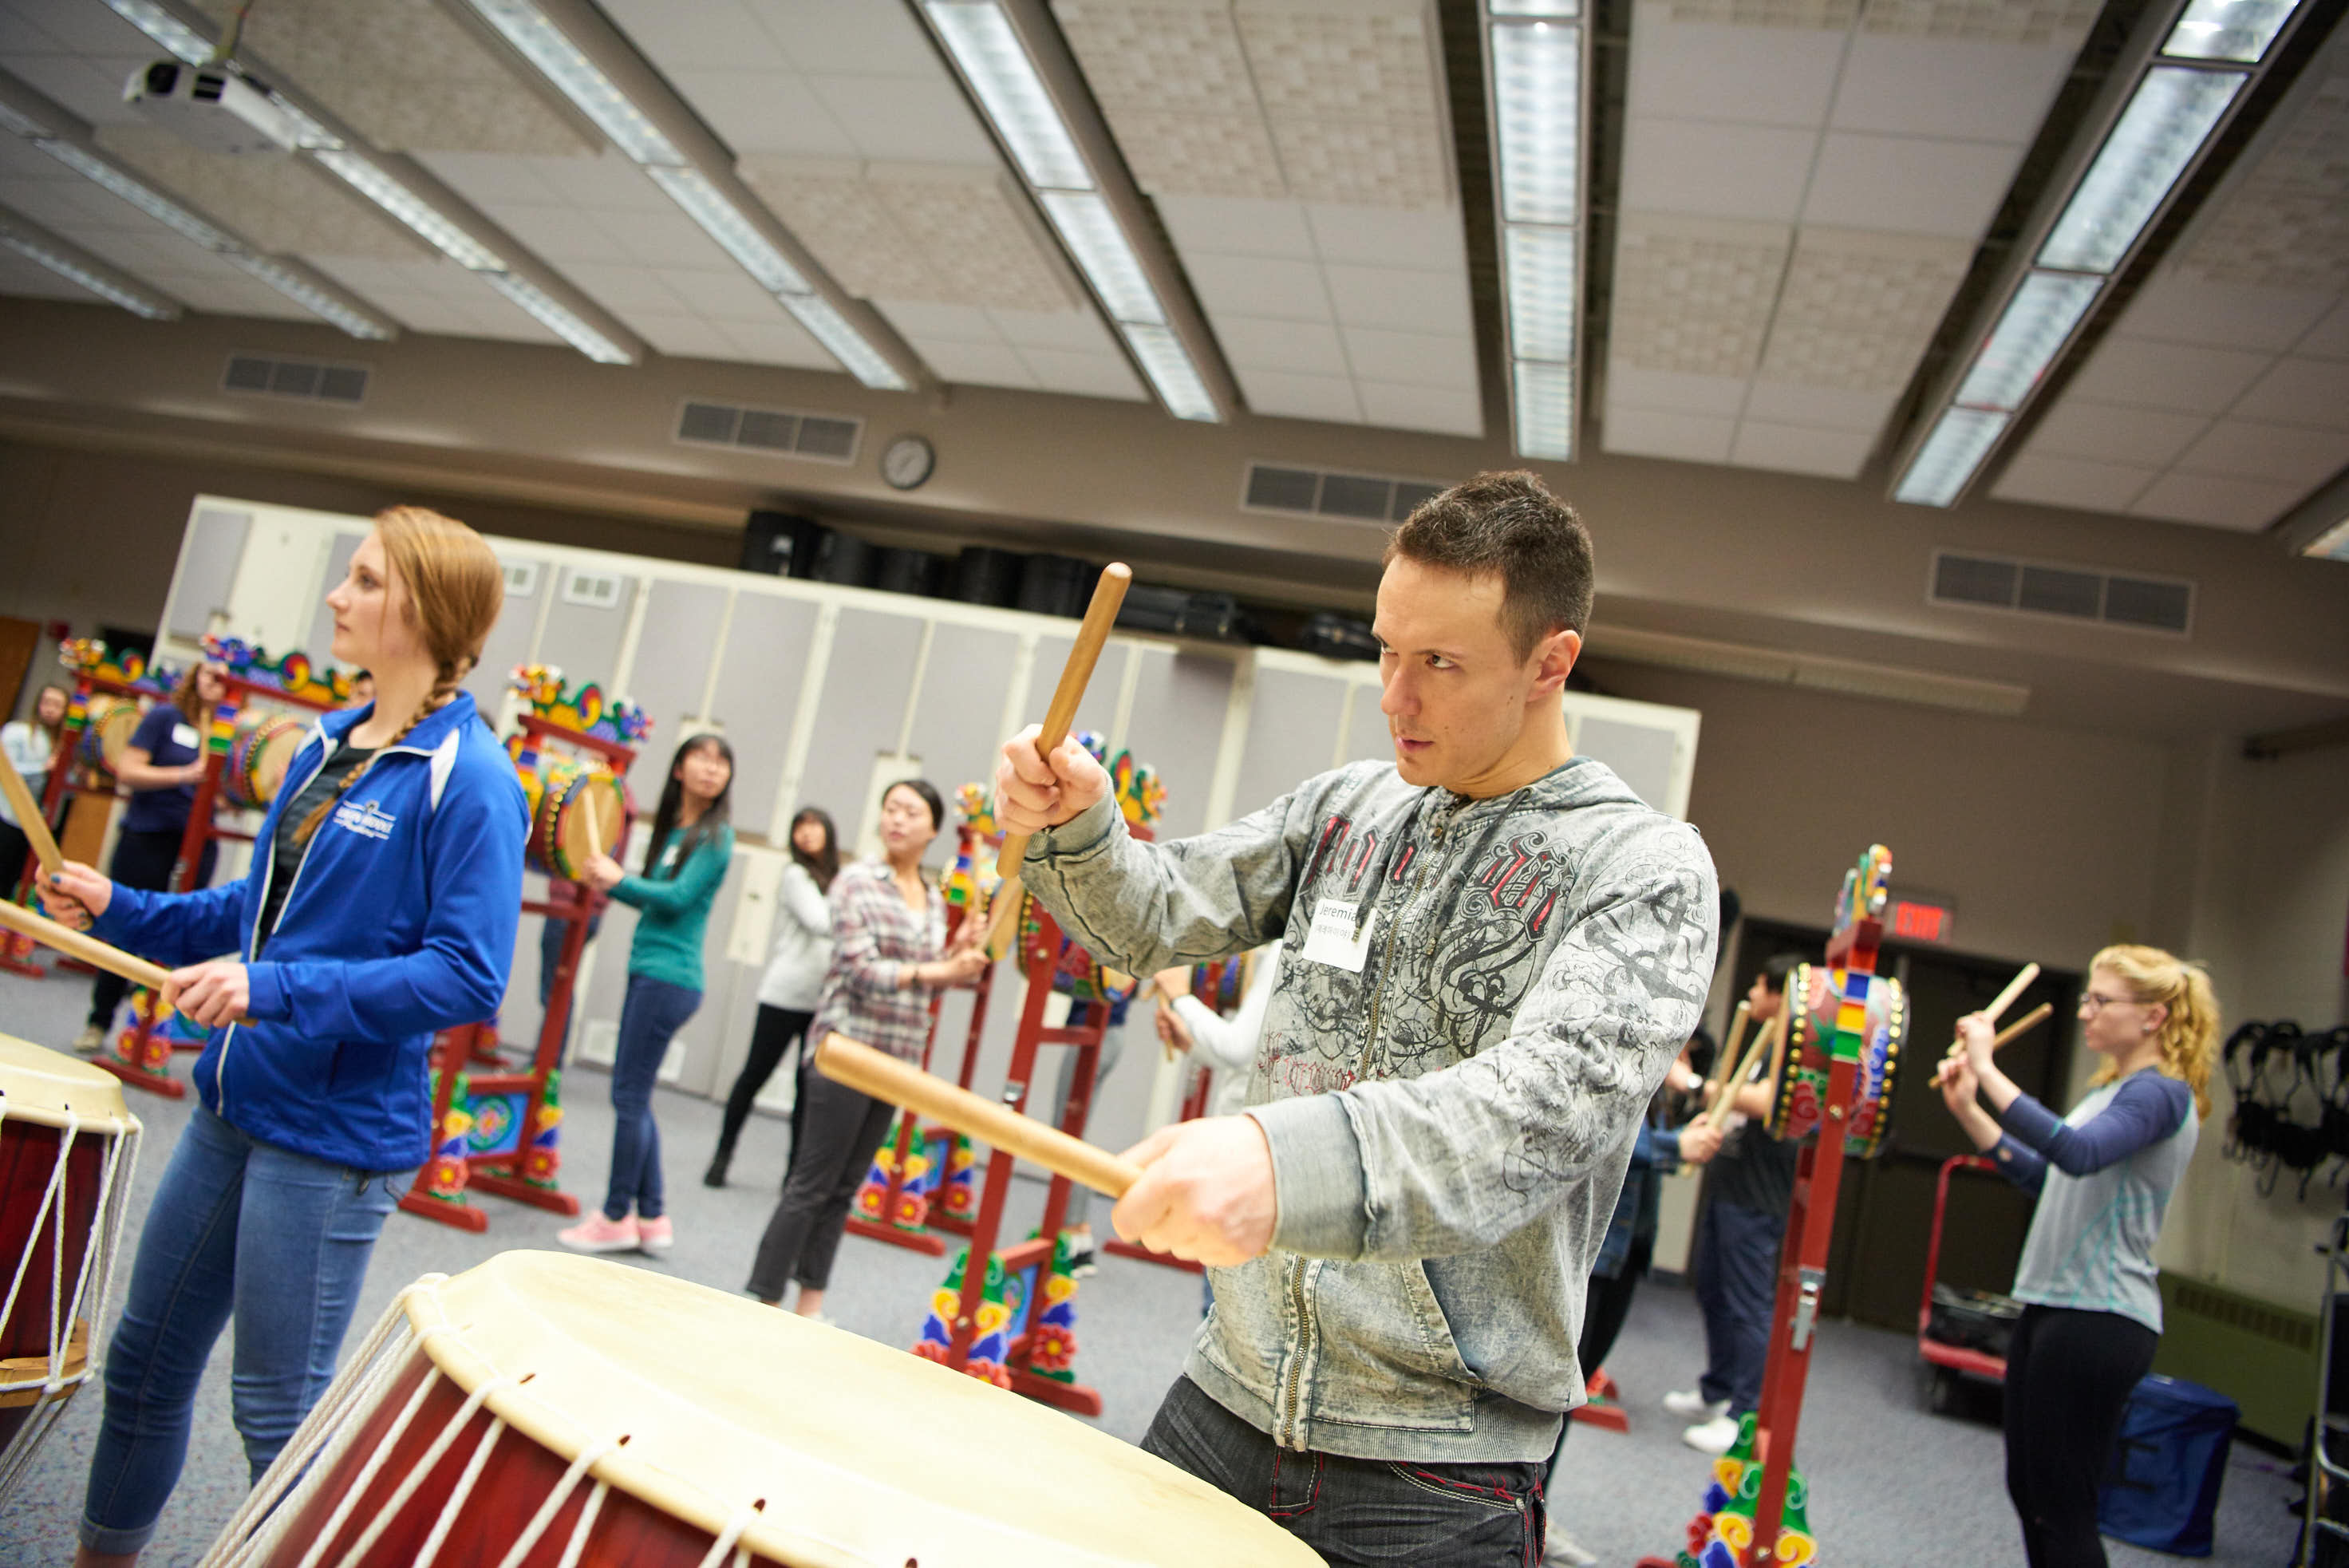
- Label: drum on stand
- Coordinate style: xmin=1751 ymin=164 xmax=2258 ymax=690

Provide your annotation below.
xmin=204 ymin=1250 xmax=1321 ymax=1567
xmin=76 ymin=696 xmax=143 ymax=780
xmin=224 ymin=713 xmax=310 ymax=812
xmin=0 ymin=1035 xmax=141 ymax=1503
xmin=1767 ymin=962 xmax=1906 ymax=1157
xmin=519 ymin=758 xmax=628 ymax=883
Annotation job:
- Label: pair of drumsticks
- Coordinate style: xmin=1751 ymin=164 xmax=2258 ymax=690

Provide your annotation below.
xmin=1935 ymin=963 xmax=2053 ymax=1088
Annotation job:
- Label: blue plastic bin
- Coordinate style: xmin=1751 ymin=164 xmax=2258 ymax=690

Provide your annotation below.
xmin=2097 ymin=1373 xmax=2239 ymax=1556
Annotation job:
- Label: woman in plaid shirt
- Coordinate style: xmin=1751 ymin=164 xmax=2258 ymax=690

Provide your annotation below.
xmin=747 ymin=778 xmax=986 ymax=1319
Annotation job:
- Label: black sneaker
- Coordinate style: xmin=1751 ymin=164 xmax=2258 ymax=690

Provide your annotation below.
xmin=702 ymin=1150 xmax=732 ymax=1188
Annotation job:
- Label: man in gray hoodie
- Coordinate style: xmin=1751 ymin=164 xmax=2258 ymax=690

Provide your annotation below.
xmin=995 ymin=471 xmax=1719 ymax=1565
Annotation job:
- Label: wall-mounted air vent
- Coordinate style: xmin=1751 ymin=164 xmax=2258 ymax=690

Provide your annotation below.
xmin=222 ymin=353 xmax=369 ymax=405
xmin=1930 ymin=550 xmax=2193 ymax=637
xmin=560 ymin=568 xmax=626 ymax=610
xmin=675 ymin=399 xmax=861 ymax=464
xmin=1242 ymin=462 xmax=1448 ymax=525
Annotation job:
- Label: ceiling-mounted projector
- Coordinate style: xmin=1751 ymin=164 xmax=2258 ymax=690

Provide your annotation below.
xmin=124 ymin=61 xmax=300 ymax=156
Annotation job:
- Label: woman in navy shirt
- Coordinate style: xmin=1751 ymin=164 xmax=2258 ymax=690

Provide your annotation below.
xmin=73 ymin=661 xmax=227 ymax=1055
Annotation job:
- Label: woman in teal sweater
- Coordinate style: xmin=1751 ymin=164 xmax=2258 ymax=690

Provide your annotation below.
xmin=559 ymin=733 xmax=734 ymax=1255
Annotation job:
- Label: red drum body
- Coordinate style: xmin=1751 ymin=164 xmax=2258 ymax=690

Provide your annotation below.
xmin=76 ymin=696 xmax=141 ymax=778
xmin=0 ymin=1036 xmax=140 ymax=1502
xmin=1768 ymin=962 xmax=1905 ymax=1157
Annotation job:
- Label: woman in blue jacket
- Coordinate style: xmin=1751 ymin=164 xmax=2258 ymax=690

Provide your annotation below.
xmin=41 ymin=506 xmax=524 ymax=1568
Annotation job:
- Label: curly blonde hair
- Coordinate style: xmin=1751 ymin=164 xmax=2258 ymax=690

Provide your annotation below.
xmin=2086 ymin=944 xmax=2221 ymax=1118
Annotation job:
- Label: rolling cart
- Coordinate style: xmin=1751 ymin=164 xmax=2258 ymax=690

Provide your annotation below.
xmin=1919 ymin=1152 xmax=2020 ymax=1414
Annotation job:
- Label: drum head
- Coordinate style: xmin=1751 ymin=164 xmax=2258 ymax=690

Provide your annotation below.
xmin=0 ymin=1033 xmax=132 ymax=1133
xmin=250 ymin=721 xmax=303 ymax=804
xmin=553 ymin=771 xmax=622 ymax=874
xmin=409 ymin=1251 xmax=1321 ymax=1567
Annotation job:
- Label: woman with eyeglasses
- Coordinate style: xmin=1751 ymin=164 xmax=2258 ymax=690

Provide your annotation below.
xmin=1938 ymin=945 xmax=2220 ymax=1568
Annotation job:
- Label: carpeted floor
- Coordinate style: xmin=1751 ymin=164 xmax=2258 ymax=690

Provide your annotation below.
xmin=0 ymin=957 xmax=2307 ymax=1566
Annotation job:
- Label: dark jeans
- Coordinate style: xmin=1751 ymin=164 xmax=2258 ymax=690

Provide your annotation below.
xmin=1142 ymin=1374 xmax=1546 ymax=1567
xmin=81 ymin=1106 xmax=409 ymax=1554
xmin=88 ymin=828 xmax=215 ymax=1030
xmin=2004 ymin=1305 xmax=2159 ymax=1568
xmin=746 ymin=1064 xmax=896 ymax=1299
xmin=717 ymin=1003 xmax=815 ymax=1156
xmin=601 ymin=973 xmax=700 ymax=1222
xmin=1693 ymin=1198 xmax=1782 ymax=1412
xmin=1550 ymin=1234 xmax=1652 ymax=1471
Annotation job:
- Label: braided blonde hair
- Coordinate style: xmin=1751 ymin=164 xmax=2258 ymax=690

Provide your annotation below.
xmin=294 ymin=506 xmax=503 ymax=848
xmin=2086 ymin=943 xmax=2222 ymax=1118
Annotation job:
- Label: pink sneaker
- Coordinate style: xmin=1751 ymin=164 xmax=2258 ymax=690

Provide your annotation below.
xmin=557 ymin=1212 xmax=638 ymax=1254
xmin=636 ymin=1215 xmax=673 ymax=1254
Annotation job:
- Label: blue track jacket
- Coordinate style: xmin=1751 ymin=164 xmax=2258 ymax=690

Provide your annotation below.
xmin=93 ymin=691 xmax=527 ymax=1171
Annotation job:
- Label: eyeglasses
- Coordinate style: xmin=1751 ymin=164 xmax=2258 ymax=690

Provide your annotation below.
xmin=2079 ymin=990 xmax=2142 ymax=1014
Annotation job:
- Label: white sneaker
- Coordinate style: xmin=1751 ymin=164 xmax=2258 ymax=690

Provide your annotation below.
xmin=1546 ymin=1527 xmax=1599 ymax=1566
xmin=71 ymin=1025 xmax=106 ymax=1057
xmin=1662 ymin=1388 xmax=1727 ymax=1420
xmin=1683 ymin=1412 xmax=1740 ymax=1455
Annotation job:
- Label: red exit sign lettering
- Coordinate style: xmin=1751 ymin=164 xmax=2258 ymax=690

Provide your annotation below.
xmin=1890 ymin=899 xmax=1954 ymax=944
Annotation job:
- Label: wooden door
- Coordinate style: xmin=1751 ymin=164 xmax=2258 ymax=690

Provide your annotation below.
xmin=0 ymin=617 xmax=37 ymax=721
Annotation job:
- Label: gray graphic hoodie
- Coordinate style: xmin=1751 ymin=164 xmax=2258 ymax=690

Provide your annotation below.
xmin=1024 ymin=755 xmax=1719 ymax=1463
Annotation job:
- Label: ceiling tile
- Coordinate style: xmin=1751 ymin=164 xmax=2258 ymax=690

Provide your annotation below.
xmin=2130 ymin=472 xmax=2308 ymax=531
xmin=2023 ymin=400 xmax=2210 ymax=467
xmin=1184 ymin=254 xmax=1334 ymax=322
xmin=93 ymin=128 xmax=423 ymax=260
xmin=2175 ymin=419 xmax=2349 ymax=489
xmin=1829 ymin=35 xmax=2071 ymax=142
xmin=1604 ymin=403 xmax=1736 ymax=463
xmin=11 ymin=55 xmax=152 ymax=130
xmin=1605 ymin=365 xmax=1750 ymax=415
xmin=1266 ymin=113 xmax=1450 ymax=208
xmin=1341 ymin=326 xmax=1477 ymax=389
xmin=748 ymin=0 xmax=941 ymax=76
xmin=0 ymin=263 xmax=101 ymax=305
xmin=1990 ymin=452 xmax=2158 ymax=512
xmin=606 ymin=207 xmax=734 ymax=271
xmin=1057 ymin=0 xmax=1257 ymax=115
xmin=717 ymin=318 xmax=833 ymax=369
xmin=494 ymin=204 xmax=630 ymax=264
xmin=1621 ymin=118 xmax=1818 ymax=222
xmin=804 ymin=74 xmax=996 ymax=165
xmin=1356 ymin=380 xmax=1482 ymax=438
xmin=877 ymin=300 xmax=999 ymax=343
xmin=1114 ymin=110 xmax=1288 ymax=199
xmin=1238 ymin=367 xmax=1362 ymax=423
xmin=1644 ymin=0 xmax=1858 ymax=26
xmin=1800 ymin=132 xmax=2020 ymax=237
xmin=2233 ymin=357 xmax=2349 ymax=429
xmin=1235 ymin=4 xmax=1443 ymax=119
xmin=869 ymin=166 xmax=1074 ymax=312
xmin=0 ymin=180 xmax=141 ymax=230
xmin=2296 ymin=301 xmax=2349 ymax=359
xmin=1322 ymin=263 xmax=1471 ymax=334
xmin=986 ymin=307 xmax=1119 ymax=352
xmin=657 ymin=267 xmax=781 ymax=322
xmin=602 ymin=0 xmax=788 ymax=70
xmin=1609 ymin=212 xmax=1790 ymax=378
xmin=1859 ymin=0 xmax=2100 ymax=49
xmin=741 ymin=160 xmax=937 ymax=300
xmin=413 ymin=152 xmax=563 ymax=209
xmin=1626 ymin=18 xmax=1846 ymax=127
xmin=1757 ymin=225 xmax=1969 ymax=391
xmin=524 ymin=152 xmax=677 ymax=213
xmin=628 ymin=311 xmax=736 ymax=361
xmin=2114 ymin=273 xmax=2338 ymax=354
xmin=1742 ymin=381 xmax=1899 ymax=430
xmin=1155 ymin=196 xmax=1316 ymax=261
xmin=2175 ymin=48 xmax=2349 ymax=296
xmin=1017 ymin=346 xmax=1146 ymax=400
xmin=1218 ymin=315 xmax=1350 ymax=376
xmin=552 ymin=261 xmax=688 ymax=314
xmin=1303 ymin=203 xmax=1465 ymax=270
xmin=665 ymin=69 xmax=855 ymax=158
xmin=1730 ymin=420 xmax=1873 ymax=476
xmin=917 ymin=337 xmax=1040 ymax=389
xmin=2061 ymin=338 xmax=2272 ymax=416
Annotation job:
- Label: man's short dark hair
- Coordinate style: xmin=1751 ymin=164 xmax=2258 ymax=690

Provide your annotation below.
xmin=1384 ymin=470 xmax=1595 ymax=659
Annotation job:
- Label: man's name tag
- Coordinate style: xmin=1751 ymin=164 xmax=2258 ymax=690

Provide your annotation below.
xmin=1302 ymin=899 xmax=1376 ymax=974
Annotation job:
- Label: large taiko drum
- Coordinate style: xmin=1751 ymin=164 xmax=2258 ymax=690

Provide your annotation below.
xmin=224 ymin=712 xmax=309 ymax=812
xmin=204 ymin=1250 xmax=1321 ymax=1567
xmin=74 ymin=695 xmax=143 ymax=778
xmin=0 ymin=1034 xmax=140 ymax=1503
xmin=518 ymin=757 xmax=629 ymax=882
xmin=1767 ymin=962 xmax=1906 ymax=1157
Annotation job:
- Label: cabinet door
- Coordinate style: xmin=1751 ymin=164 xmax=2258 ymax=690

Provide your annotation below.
xmin=1230 ymin=666 xmax=1349 ymax=820
xmin=708 ymin=591 xmax=819 ymax=840
xmin=1117 ymin=647 xmax=1234 ymax=841
xmin=796 ymin=608 xmax=925 ymax=852
xmin=622 ymin=579 xmax=729 ymax=810
xmin=167 ymin=506 xmax=251 ymax=644
xmin=902 ymin=622 xmax=1021 ymax=807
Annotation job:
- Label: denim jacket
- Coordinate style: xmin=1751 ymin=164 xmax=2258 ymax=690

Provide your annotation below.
xmin=1024 ymin=756 xmax=1717 ymax=1462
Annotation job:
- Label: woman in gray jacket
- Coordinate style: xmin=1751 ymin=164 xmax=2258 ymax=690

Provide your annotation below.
xmin=705 ymin=806 xmax=839 ymax=1187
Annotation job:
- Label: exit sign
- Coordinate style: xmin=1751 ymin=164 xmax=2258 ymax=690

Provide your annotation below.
xmin=1889 ymin=897 xmax=1956 ymax=945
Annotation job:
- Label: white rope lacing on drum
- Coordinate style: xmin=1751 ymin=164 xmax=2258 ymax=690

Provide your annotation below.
xmin=410 ymin=1412 xmax=509 ymax=1567
xmin=323 ymin=1347 xmax=519 ymax=1568
xmin=0 ymin=1108 xmax=73 ymax=1398
xmin=553 ymin=1481 xmax=611 ymax=1568
xmin=693 ymin=1503 xmax=762 ymax=1568
xmin=491 ymin=1435 xmax=621 ymax=1568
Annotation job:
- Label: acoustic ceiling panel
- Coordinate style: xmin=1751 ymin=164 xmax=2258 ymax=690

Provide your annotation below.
xmin=91 ymin=128 xmax=427 ymax=260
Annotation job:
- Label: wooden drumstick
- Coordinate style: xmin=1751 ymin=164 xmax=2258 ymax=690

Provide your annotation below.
xmin=1702 ymin=1000 xmax=1751 ymax=1105
xmin=815 ymin=1032 xmax=1143 ymax=1198
xmin=1935 ymin=1003 xmax=2057 ymax=1086
xmin=1984 ymin=962 xmax=2040 ymax=1026
xmin=981 ymin=563 xmax=1133 ymax=960
xmin=581 ymin=784 xmax=604 ymax=863
xmin=0 ymin=897 xmax=171 ymax=992
xmin=1705 ymin=1009 xmax=1782 ymax=1131
xmin=0 ymin=746 xmax=63 ymax=884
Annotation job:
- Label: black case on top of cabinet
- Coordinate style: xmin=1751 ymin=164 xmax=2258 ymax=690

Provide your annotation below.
xmin=1115 ymin=584 xmax=1238 ymax=639
xmin=1017 ymin=553 xmax=1096 ymax=618
xmin=951 ymin=546 xmax=1026 ymax=607
xmin=740 ymin=510 xmax=828 ymax=578
xmin=874 ymin=547 xmax=946 ymax=598
xmin=813 ymin=531 xmax=877 ymax=587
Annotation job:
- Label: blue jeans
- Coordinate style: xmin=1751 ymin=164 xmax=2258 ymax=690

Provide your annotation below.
xmin=1693 ymin=1199 xmax=1784 ymax=1413
xmin=603 ymin=974 xmax=700 ymax=1222
xmin=81 ymin=1105 xmax=410 ymax=1554
xmin=1142 ymin=1375 xmax=1546 ymax=1566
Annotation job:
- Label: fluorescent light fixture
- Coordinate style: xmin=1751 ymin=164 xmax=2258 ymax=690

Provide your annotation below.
xmin=35 ymin=140 xmax=236 ymax=249
xmin=644 ymin=165 xmax=808 ymax=294
xmin=226 ymin=253 xmax=396 ymax=339
xmin=1120 ymin=322 xmax=1217 ymax=421
xmin=2304 ymin=516 xmax=2349 ymax=562
xmin=460 ymin=0 xmax=684 ymax=166
xmin=781 ymin=295 xmax=910 ymax=391
xmin=2163 ymin=0 xmax=2303 ymax=61
xmin=96 ymin=0 xmax=211 ymax=65
xmin=1491 ymin=20 xmax=1580 ymax=224
xmin=0 ymin=226 xmax=180 ymax=318
xmin=0 ymin=100 xmax=52 ymax=139
xmin=1039 ymin=190 xmax=1164 ymax=325
xmin=1952 ymin=271 xmax=2102 ymax=411
xmin=922 ymin=1 xmax=1092 ymax=192
xmin=484 ymin=273 xmax=634 ymax=363
xmin=2038 ymin=65 xmax=2241 ymax=272
xmin=1513 ymin=360 xmax=1574 ymax=461
xmin=260 ymin=93 xmax=343 ymax=151
xmin=1491 ymin=0 xmax=1579 ymax=13
xmin=314 ymin=149 xmax=506 ymax=271
xmin=1894 ymin=408 xmax=2010 ymax=506
xmin=1505 ymin=225 xmax=1577 ymax=362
